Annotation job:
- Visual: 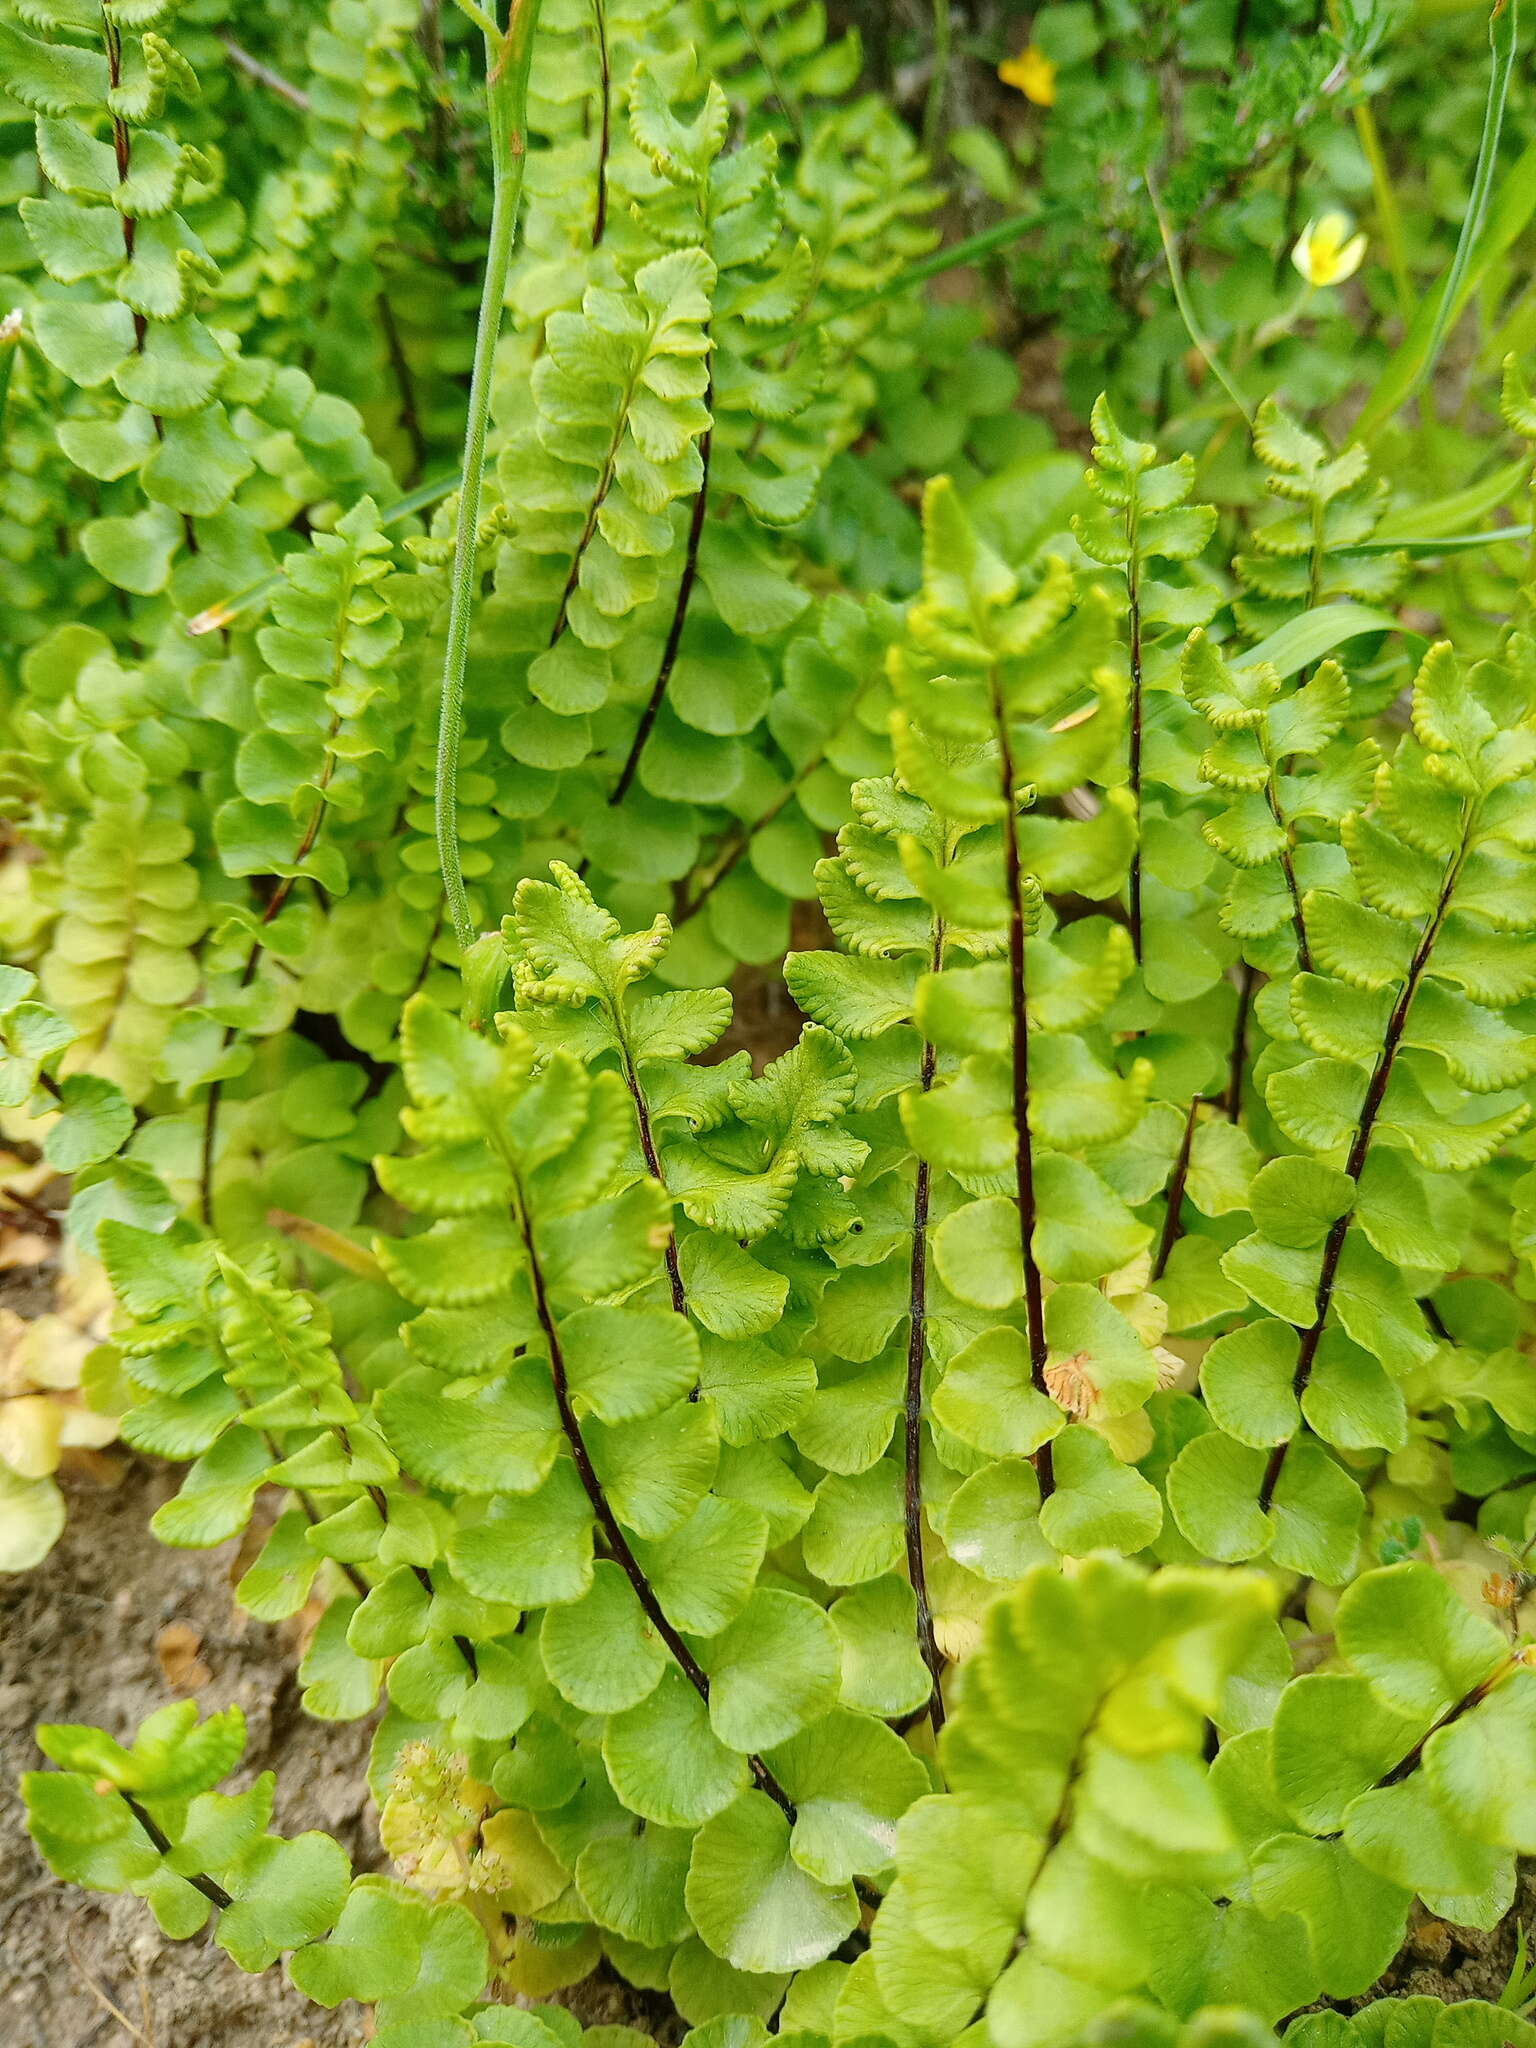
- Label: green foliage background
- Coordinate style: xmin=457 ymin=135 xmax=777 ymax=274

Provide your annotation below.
xmin=7 ymin=0 xmax=1536 ymax=2044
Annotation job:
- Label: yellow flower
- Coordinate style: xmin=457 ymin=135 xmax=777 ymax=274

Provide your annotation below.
xmin=1290 ymin=211 xmax=1367 ymax=288
xmin=998 ymin=44 xmax=1056 ymax=106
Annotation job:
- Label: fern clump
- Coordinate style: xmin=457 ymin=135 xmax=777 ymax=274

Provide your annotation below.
xmin=10 ymin=3 xmax=1536 ymax=2045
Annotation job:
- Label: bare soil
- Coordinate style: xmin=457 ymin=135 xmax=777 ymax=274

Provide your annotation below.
xmin=0 ymin=1457 xmax=376 ymax=2048
xmin=0 ymin=1459 xmax=678 ymax=2048
xmin=1354 ymin=1878 xmax=1536 ymax=2011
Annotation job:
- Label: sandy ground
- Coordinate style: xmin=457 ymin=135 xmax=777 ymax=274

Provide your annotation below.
xmin=0 ymin=1458 xmax=376 ymax=2048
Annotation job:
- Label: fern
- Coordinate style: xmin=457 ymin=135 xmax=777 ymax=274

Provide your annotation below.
xmin=1235 ymin=401 xmax=1407 ymax=649
xmin=1076 ymin=397 xmax=1218 ymax=963
xmin=430 ymin=28 xmax=938 ymax=966
xmin=236 ymin=0 xmax=423 ymax=421
xmin=1169 ymin=633 xmax=1536 ymax=1573
xmin=15 ymin=9 xmax=1536 ymax=2044
xmin=8 ymin=0 xmax=391 ymax=614
xmin=831 ymin=1556 xmax=1536 ymax=2043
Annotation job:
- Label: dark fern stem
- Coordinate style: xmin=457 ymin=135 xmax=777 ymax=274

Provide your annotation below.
xmin=614 ymin=1022 xmax=688 ymax=1317
xmin=107 ymin=0 xmax=191 ymax=549
xmin=904 ymin=924 xmax=947 ymax=1736
xmin=511 ymin=1175 xmax=803 ymax=1822
xmin=200 ymin=747 xmax=341 ymax=1224
xmin=377 ymin=290 xmax=429 ymax=486
xmin=611 ymin=378 xmax=713 ymax=806
xmin=120 ymin=1794 xmax=233 ymax=1909
xmin=1126 ymin=515 xmax=1144 ymax=963
xmin=101 ymin=15 xmax=145 ymax=352
xmin=1152 ymin=1094 xmax=1200 ymax=1282
xmin=1225 ymin=959 xmax=1255 ymax=1121
xmin=1377 ymin=1658 xmax=1514 ymax=1788
xmin=1258 ymin=841 xmax=1467 ymax=1510
xmin=736 ymin=0 xmax=803 ymax=146
xmin=591 ymin=0 xmax=611 ymax=246
xmin=340 ymin=1431 xmax=478 ymax=1675
xmin=994 ymin=710 xmax=1053 ymax=1499
xmin=956 ymin=1717 xmax=1100 ymax=2036
xmin=1263 ymin=771 xmax=1313 ymax=973
xmin=675 ymin=747 xmax=823 ymax=924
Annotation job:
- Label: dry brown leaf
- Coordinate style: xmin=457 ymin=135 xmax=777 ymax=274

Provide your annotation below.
xmin=156 ymin=1621 xmax=212 ymax=1693
xmin=0 ymin=1392 xmax=64 ymax=1476
xmin=56 ymin=1258 xmax=115 ymax=1331
xmin=0 ymin=1229 xmax=53 ymax=1271
xmin=283 ymin=1589 xmax=329 ymax=1662
xmin=229 ymin=1507 xmax=274 ymax=1587
xmin=1 ymin=1156 xmax=57 ymax=1200
xmin=0 ymin=1309 xmax=95 ymax=1394
xmin=57 ymin=1446 xmax=128 ymax=1489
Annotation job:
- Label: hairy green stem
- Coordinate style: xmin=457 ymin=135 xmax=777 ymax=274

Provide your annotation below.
xmin=1146 ymin=171 xmax=1253 ymax=425
xmin=435 ymin=0 xmax=544 ymax=955
xmin=1411 ymin=0 xmax=1518 ymax=401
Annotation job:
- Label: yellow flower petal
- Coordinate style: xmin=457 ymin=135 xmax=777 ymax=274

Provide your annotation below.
xmin=998 ymin=44 xmax=1056 ymax=106
xmin=1291 ymin=211 xmax=1367 ymax=288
